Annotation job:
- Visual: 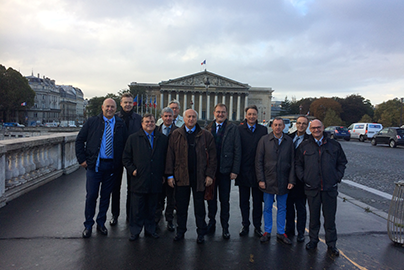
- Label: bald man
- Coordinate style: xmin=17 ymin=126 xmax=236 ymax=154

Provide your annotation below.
xmin=76 ymin=98 xmax=128 ymax=238
xmin=296 ymin=119 xmax=347 ymax=256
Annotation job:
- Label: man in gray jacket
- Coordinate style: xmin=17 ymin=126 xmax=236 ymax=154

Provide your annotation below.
xmin=255 ymin=117 xmax=295 ymax=244
xmin=206 ymin=103 xmax=241 ymax=239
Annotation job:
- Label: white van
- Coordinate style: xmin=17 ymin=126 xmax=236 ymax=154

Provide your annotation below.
xmin=348 ymin=123 xmax=383 ymax=142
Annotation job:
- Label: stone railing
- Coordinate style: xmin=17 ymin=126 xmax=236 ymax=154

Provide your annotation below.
xmin=0 ymin=133 xmax=79 ymax=207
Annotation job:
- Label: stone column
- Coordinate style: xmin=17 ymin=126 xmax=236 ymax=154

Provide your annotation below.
xmin=244 ymin=95 xmax=249 ymax=119
xmin=237 ymin=94 xmax=241 ymax=121
xmin=183 ymin=92 xmax=187 ymax=111
xmin=222 ymin=94 xmax=226 ymax=105
xmin=160 ymin=93 xmax=164 ymax=110
xmin=176 ymin=93 xmax=179 ymax=101
xmin=199 ymin=94 xmax=203 ymax=120
xmin=168 ymin=93 xmax=172 ymax=105
xmin=207 ymin=94 xmax=211 ymax=120
xmin=229 ymin=95 xmax=234 ymax=121
xmin=192 ymin=94 xmax=195 ymax=110
xmin=214 ymin=94 xmax=218 ymax=106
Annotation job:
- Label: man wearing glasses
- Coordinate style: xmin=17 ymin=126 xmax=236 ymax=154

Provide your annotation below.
xmin=296 ymin=119 xmax=347 ymax=256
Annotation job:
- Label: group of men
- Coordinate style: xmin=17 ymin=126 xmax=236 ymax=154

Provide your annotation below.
xmin=75 ymin=95 xmax=347 ymax=256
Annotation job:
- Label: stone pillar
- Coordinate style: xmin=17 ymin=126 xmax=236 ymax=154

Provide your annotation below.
xmin=160 ymin=93 xmax=164 ymax=110
xmin=207 ymin=94 xmax=211 ymax=121
xmin=214 ymin=94 xmax=218 ymax=107
xmin=237 ymin=94 xmax=241 ymax=121
xmin=199 ymin=94 xmax=203 ymax=120
xmin=229 ymin=95 xmax=234 ymax=121
xmin=192 ymin=94 xmax=195 ymax=110
xmin=222 ymin=94 xmax=226 ymax=105
xmin=183 ymin=93 xmax=187 ymax=111
xmin=176 ymin=93 xmax=179 ymax=101
xmin=168 ymin=93 xmax=172 ymax=105
xmin=244 ymin=95 xmax=249 ymax=119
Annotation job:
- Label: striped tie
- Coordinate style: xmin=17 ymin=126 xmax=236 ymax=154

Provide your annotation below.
xmin=105 ymin=120 xmax=113 ymax=157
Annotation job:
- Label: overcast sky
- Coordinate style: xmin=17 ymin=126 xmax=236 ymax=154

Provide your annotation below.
xmin=1 ymin=0 xmax=403 ymax=105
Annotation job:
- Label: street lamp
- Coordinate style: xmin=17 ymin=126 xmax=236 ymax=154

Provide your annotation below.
xmin=400 ymin=97 xmax=403 ymax=127
xmin=204 ymin=77 xmax=210 ymax=127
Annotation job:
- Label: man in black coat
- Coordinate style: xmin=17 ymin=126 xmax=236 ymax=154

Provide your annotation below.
xmin=296 ymin=119 xmax=347 ymax=256
xmin=235 ymin=105 xmax=267 ymax=237
xmin=285 ymin=115 xmax=310 ymax=242
xmin=76 ymin=98 xmax=127 ymax=238
xmin=122 ymin=114 xmax=168 ymax=241
xmin=155 ymin=107 xmax=178 ymax=232
xmin=206 ymin=103 xmax=241 ymax=239
xmin=110 ymin=93 xmax=142 ymax=225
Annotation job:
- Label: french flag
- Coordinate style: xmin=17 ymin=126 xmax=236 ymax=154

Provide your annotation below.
xmin=133 ymin=96 xmax=138 ymax=106
xmin=21 ymin=102 xmax=26 ymax=106
xmin=201 ymin=60 xmax=206 ymax=65
xmin=153 ymin=97 xmax=157 ymax=108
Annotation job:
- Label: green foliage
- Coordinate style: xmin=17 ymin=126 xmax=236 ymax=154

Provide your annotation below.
xmin=280 ymin=97 xmax=315 ymax=115
xmin=118 ymin=84 xmax=147 ymax=98
xmin=0 ymin=65 xmax=36 ymax=122
xmin=310 ymin=98 xmax=342 ymax=121
xmin=374 ymin=98 xmax=402 ymax=127
xmin=336 ymin=94 xmax=374 ymax=125
xmin=359 ymin=114 xmax=373 ymax=123
xmin=279 ymin=96 xmax=291 ymax=116
xmin=86 ymin=93 xmax=120 ymax=117
xmin=323 ymin=109 xmax=344 ymax=127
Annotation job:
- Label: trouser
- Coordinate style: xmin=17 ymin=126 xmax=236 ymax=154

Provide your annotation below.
xmin=306 ymin=189 xmax=338 ymax=248
xmin=129 ymin=192 xmax=159 ymax=236
xmin=238 ymin=185 xmax=263 ymax=229
xmin=285 ymin=187 xmax=307 ymax=236
xmin=84 ymin=160 xmax=116 ymax=229
xmin=263 ymin=193 xmax=288 ymax=234
xmin=110 ymin=167 xmax=131 ymax=219
xmin=207 ymin=172 xmax=231 ymax=229
xmin=175 ymin=184 xmax=207 ymax=236
xmin=155 ymin=181 xmax=175 ymax=223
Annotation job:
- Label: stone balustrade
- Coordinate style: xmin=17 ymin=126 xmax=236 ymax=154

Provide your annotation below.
xmin=0 ymin=133 xmax=79 ymax=207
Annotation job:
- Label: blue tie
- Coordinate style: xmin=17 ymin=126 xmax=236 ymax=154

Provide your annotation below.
xmin=317 ymin=140 xmax=322 ymax=147
xmin=148 ymin=134 xmax=153 ymax=149
xmin=105 ymin=120 xmax=113 ymax=157
xmin=250 ymin=126 xmax=254 ymax=132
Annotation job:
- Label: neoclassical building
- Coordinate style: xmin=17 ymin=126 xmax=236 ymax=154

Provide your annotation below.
xmin=130 ymin=70 xmax=273 ymax=122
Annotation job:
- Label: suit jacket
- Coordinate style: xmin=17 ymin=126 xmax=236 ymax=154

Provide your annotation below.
xmin=122 ymin=129 xmax=168 ymax=194
xmin=116 ymin=110 xmax=142 ymax=136
xmin=157 ymin=124 xmax=178 ymax=137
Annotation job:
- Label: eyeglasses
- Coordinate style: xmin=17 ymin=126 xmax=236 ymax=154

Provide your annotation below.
xmin=310 ymin=126 xmax=322 ymax=130
xmin=296 ymin=122 xmax=308 ymax=125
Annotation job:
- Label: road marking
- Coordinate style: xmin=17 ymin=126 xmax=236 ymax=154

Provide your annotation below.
xmin=342 ymin=179 xmax=392 ymax=200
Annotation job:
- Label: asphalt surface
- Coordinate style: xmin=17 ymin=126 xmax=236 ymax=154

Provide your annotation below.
xmin=1 ymin=166 xmax=403 ymax=270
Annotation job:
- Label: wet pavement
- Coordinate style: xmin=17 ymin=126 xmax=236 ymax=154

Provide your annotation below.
xmin=0 ymin=168 xmax=403 ymax=270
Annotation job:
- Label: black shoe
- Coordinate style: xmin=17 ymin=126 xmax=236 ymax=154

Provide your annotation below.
xmin=207 ymin=223 xmax=216 ymax=234
xmin=82 ymin=228 xmax=92 ymax=238
xmin=145 ymin=231 xmax=160 ymax=239
xmin=173 ymin=234 xmax=184 ymax=241
xmin=109 ymin=216 xmax=118 ymax=226
xmin=97 ymin=225 xmax=108 ymax=235
xmin=297 ymin=234 xmax=305 ymax=242
xmin=260 ymin=232 xmax=270 ymax=243
xmin=254 ymin=228 xmax=264 ymax=237
xmin=167 ymin=221 xmax=175 ymax=232
xmin=197 ymin=234 xmax=205 ymax=244
xmin=277 ymin=233 xmax=292 ymax=245
xmin=129 ymin=234 xmax=139 ymax=241
xmin=239 ymin=226 xmax=249 ymax=236
xmin=285 ymin=230 xmax=295 ymax=238
xmin=222 ymin=228 xmax=230 ymax=239
xmin=327 ymin=246 xmax=340 ymax=256
xmin=306 ymin=241 xmax=318 ymax=250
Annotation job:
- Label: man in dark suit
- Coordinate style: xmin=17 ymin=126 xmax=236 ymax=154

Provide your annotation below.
xmin=76 ymin=98 xmax=127 ymax=238
xmin=236 ymin=105 xmax=267 ymax=237
xmin=296 ymin=119 xmax=347 ymax=256
xmin=286 ymin=115 xmax=310 ymax=242
xmin=110 ymin=93 xmax=142 ymax=226
xmin=206 ymin=103 xmax=241 ymax=239
xmin=122 ymin=113 xmax=168 ymax=241
xmin=155 ymin=107 xmax=178 ymax=232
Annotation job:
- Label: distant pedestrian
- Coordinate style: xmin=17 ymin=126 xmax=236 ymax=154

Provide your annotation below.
xmin=255 ymin=117 xmax=295 ymax=245
xmin=76 ymin=98 xmax=127 ymax=238
xmin=156 ymin=100 xmax=184 ymax=128
xmin=296 ymin=119 xmax=347 ymax=256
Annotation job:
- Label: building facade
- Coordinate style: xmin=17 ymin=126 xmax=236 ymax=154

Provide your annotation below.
xmin=131 ymin=70 xmax=273 ymax=122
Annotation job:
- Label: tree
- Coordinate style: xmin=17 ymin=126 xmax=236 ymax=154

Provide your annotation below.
xmin=309 ymin=98 xmax=342 ymax=121
xmin=359 ymin=114 xmax=373 ymax=123
xmin=336 ymin=94 xmax=374 ymax=126
xmin=374 ymin=98 xmax=402 ymax=127
xmin=289 ymin=97 xmax=316 ymax=115
xmin=323 ymin=109 xmax=344 ymax=127
xmin=86 ymin=93 xmax=119 ymax=117
xmin=280 ymin=96 xmax=291 ymax=116
xmin=0 ymin=65 xmax=36 ymax=122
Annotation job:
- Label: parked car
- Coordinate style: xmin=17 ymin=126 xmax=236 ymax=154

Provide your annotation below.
xmin=324 ymin=126 xmax=350 ymax=141
xmin=348 ymin=123 xmax=383 ymax=142
xmin=16 ymin=123 xmax=25 ymax=127
xmin=371 ymin=127 xmax=404 ymax=148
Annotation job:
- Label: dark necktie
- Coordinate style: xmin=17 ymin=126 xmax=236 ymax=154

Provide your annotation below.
xmin=317 ymin=140 xmax=322 ymax=147
xmin=148 ymin=134 xmax=153 ymax=149
xmin=105 ymin=120 xmax=113 ymax=157
xmin=216 ymin=124 xmax=221 ymax=133
xmin=165 ymin=126 xmax=170 ymax=136
xmin=250 ymin=126 xmax=254 ymax=133
xmin=294 ymin=137 xmax=300 ymax=149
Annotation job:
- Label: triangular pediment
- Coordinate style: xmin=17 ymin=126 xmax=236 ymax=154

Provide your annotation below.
xmin=160 ymin=70 xmax=250 ymax=89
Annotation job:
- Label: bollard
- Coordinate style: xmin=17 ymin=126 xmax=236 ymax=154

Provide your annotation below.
xmin=387 ymin=180 xmax=404 ymax=245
